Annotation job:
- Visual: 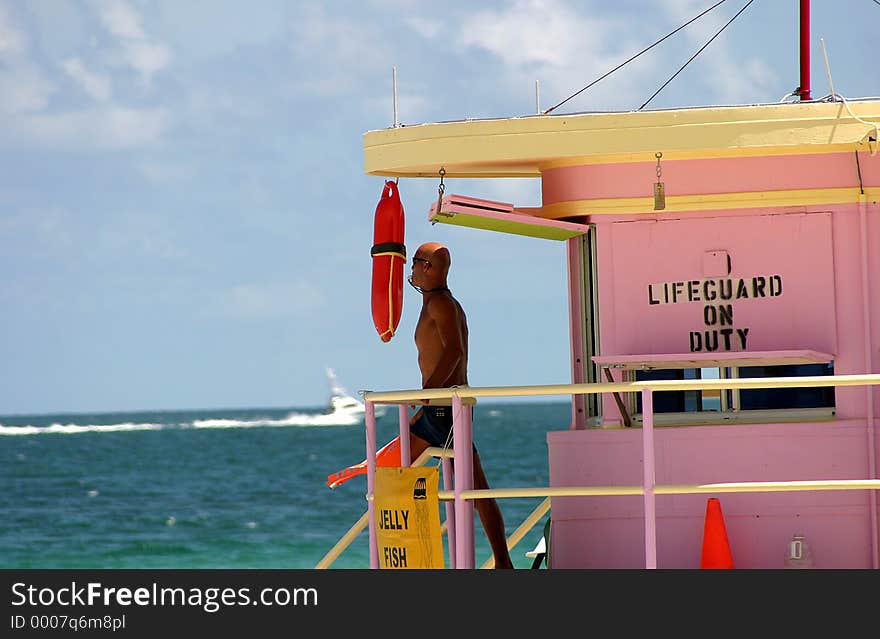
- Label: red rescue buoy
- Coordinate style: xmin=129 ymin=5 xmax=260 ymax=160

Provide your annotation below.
xmin=370 ymin=180 xmax=405 ymax=342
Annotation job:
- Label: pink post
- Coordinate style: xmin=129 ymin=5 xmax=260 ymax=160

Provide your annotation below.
xmin=398 ymin=404 xmax=411 ymax=467
xmin=442 ymin=457 xmax=456 ymax=568
xmin=452 ymin=395 xmax=475 ymax=568
xmin=567 ymin=236 xmax=587 ymax=430
xmin=641 ymin=389 xmax=657 ymax=569
xmin=365 ymin=401 xmax=379 ymax=569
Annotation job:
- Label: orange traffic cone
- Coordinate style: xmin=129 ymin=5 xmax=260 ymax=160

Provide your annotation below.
xmin=700 ymin=497 xmax=734 ymax=569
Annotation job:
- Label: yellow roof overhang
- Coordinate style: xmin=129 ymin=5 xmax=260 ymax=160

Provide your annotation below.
xmin=363 ymin=100 xmax=880 ymax=178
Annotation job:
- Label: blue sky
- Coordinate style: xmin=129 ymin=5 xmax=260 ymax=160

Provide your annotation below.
xmin=1 ymin=0 xmax=878 ymax=415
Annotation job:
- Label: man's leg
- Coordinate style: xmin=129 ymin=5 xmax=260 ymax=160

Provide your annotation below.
xmin=408 ymin=432 xmax=431 ymax=465
xmin=410 ymin=417 xmax=513 ymax=568
xmin=472 ymin=451 xmax=514 ymax=569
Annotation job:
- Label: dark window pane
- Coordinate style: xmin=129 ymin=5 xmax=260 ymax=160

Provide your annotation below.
xmin=635 ymin=369 xmax=685 ymax=413
xmin=738 ymin=363 xmax=835 ymax=409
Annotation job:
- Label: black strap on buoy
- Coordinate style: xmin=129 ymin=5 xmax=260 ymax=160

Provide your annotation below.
xmin=371 ymin=242 xmax=406 ymax=258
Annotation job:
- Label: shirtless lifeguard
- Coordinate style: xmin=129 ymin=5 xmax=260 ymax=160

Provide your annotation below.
xmin=406 ymin=241 xmax=514 ymax=569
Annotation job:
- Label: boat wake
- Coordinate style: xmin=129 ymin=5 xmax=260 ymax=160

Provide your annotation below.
xmin=0 ymin=411 xmax=362 ymax=436
xmin=191 ymin=368 xmax=372 ymax=429
xmin=192 ymin=411 xmax=362 ymax=429
xmin=0 ymin=422 xmax=166 ymax=436
xmin=1 ymin=368 xmax=375 ymax=435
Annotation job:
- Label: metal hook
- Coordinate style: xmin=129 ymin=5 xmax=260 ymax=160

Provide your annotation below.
xmin=433 ymin=168 xmax=448 ymax=221
xmin=653 ymin=152 xmax=665 ymax=211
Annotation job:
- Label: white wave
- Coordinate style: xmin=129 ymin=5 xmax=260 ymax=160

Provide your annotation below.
xmin=192 ymin=411 xmax=362 ymax=429
xmin=0 ymin=408 xmax=366 ymax=435
xmin=0 ymin=422 xmax=166 ymax=436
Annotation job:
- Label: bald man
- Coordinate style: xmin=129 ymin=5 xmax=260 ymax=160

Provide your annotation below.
xmin=407 ymin=241 xmax=514 ymax=569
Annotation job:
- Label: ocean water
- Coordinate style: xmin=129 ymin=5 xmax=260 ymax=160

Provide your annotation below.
xmin=0 ymin=402 xmax=571 ymax=569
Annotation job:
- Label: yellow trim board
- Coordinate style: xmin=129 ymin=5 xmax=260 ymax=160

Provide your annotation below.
xmin=364 ymin=100 xmax=880 ymax=178
xmin=537 ymin=186 xmax=880 ymax=217
xmin=431 ymin=210 xmax=587 ymax=240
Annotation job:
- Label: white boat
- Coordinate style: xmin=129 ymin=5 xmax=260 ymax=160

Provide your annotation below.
xmin=325 ymin=368 xmax=386 ymax=423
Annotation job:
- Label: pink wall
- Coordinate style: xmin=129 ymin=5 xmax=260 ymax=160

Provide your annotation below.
xmin=542 ymin=151 xmax=880 ymax=203
xmin=547 ymin=420 xmax=876 ymax=568
xmin=546 ymin=152 xmax=880 ymax=422
xmin=597 ymin=211 xmax=837 ymax=356
xmin=829 ymin=203 xmax=880 ymax=418
xmin=545 ymin=152 xmax=879 ymax=568
xmin=585 ymin=202 xmax=879 ymax=421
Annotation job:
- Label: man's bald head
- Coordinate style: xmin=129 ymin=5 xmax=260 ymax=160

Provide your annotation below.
xmin=415 ymin=242 xmax=451 ymax=279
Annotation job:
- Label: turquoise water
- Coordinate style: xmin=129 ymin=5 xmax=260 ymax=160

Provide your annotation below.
xmin=0 ymin=402 xmax=570 ymax=569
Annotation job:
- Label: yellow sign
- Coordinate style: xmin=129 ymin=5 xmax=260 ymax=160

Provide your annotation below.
xmin=374 ymin=466 xmax=444 ymax=569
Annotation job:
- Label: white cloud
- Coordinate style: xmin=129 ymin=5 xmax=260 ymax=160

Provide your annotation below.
xmin=447 ymin=0 xmax=782 ymax=111
xmin=653 ymin=0 xmax=779 ymax=104
xmin=702 ymin=53 xmax=778 ymax=104
xmin=453 ymin=0 xmax=641 ymax=110
xmin=152 ymin=0 xmax=286 ymax=61
xmin=0 ymin=4 xmax=56 ymax=115
xmin=404 ymin=16 xmax=441 ymax=39
xmin=93 ymin=0 xmax=145 ymax=40
xmin=461 ymin=0 xmax=588 ymax=68
xmin=123 ymin=40 xmax=172 ymax=78
xmin=61 ymin=57 xmax=112 ymax=101
xmin=0 ymin=3 xmax=25 ymax=53
xmin=288 ymin=4 xmax=390 ymax=96
xmin=0 ymin=63 xmax=55 ymax=115
xmin=0 ymin=1 xmax=175 ymax=149
xmin=91 ymin=0 xmax=172 ymax=81
xmin=5 ymin=107 xmax=170 ymax=150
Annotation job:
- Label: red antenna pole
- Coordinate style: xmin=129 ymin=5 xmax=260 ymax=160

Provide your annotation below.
xmin=799 ymin=0 xmax=811 ymax=100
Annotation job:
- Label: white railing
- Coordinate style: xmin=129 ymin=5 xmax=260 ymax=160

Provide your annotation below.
xmin=319 ymin=373 xmax=880 ymax=569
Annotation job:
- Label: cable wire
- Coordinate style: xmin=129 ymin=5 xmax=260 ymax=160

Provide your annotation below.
xmin=543 ymin=0 xmax=729 ymax=115
xmin=638 ymin=0 xmax=755 ymax=111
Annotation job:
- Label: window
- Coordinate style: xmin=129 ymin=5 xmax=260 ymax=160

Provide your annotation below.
xmin=594 ymin=350 xmax=835 ymax=426
xmin=635 ymin=367 xmax=719 ymax=414
xmin=737 ymin=363 xmax=835 ymax=410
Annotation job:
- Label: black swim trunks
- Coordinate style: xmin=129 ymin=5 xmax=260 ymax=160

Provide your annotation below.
xmin=410 ymin=405 xmax=477 ymax=451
